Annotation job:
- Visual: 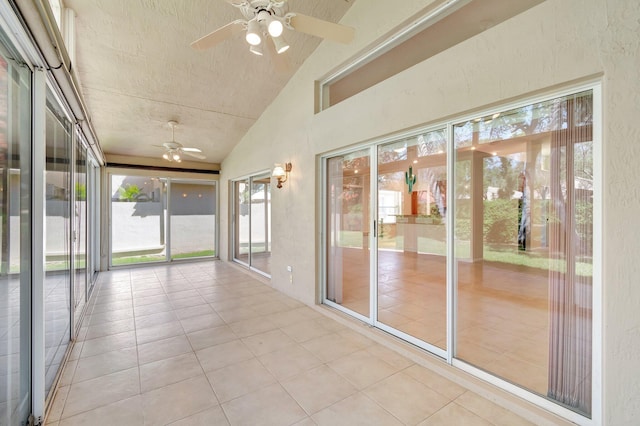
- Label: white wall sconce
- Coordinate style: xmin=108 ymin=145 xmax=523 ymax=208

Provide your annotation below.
xmin=273 ymin=162 xmax=292 ymax=188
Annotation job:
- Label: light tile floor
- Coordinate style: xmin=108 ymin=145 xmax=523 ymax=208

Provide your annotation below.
xmin=46 ymin=261 xmax=537 ymax=426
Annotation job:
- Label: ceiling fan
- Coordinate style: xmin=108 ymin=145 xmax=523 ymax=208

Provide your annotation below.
xmin=191 ymin=0 xmax=355 ymax=57
xmin=155 ymin=121 xmax=205 ymax=162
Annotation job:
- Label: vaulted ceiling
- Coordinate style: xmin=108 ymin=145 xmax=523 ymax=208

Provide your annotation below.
xmin=64 ymin=0 xmax=354 ymax=166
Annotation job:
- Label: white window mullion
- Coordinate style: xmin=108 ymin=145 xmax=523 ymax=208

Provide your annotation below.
xmin=590 ymin=83 xmax=603 ymax=426
xmin=166 ymin=179 xmax=171 ymax=261
xmin=370 ymin=145 xmax=378 ymax=326
xmin=31 ymin=67 xmax=47 ymax=425
xmin=446 ymin=122 xmax=455 ymax=364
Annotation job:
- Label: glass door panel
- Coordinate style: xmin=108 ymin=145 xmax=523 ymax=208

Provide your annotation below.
xmin=326 ymin=149 xmax=370 ymax=318
xmin=44 ymin=95 xmax=71 ymax=397
xmin=454 ymin=91 xmax=593 ymax=416
xmin=377 ymin=130 xmax=448 ymax=350
xmin=249 ymin=173 xmax=271 ymax=275
xmin=234 ymin=179 xmax=250 ymax=265
xmin=0 ymin=44 xmax=31 ymax=425
xmin=111 ymin=175 xmax=166 ymax=265
xmin=87 ymin=160 xmax=99 ymax=292
xmin=170 ymin=181 xmax=216 ymax=260
xmin=73 ymin=145 xmax=87 ymax=328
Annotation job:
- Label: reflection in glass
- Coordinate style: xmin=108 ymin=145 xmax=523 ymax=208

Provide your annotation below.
xmin=326 ymin=150 xmax=370 ymax=317
xmin=86 ymin=161 xmax=99 ymax=293
xmin=111 ymin=175 xmax=166 ymax=265
xmin=170 ymin=181 xmax=216 ymax=260
xmin=377 ymin=130 xmax=447 ymax=349
xmin=44 ymin=92 xmax=71 ymax=397
xmin=454 ymin=92 xmax=593 ymax=416
xmin=234 ymin=179 xmax=250 ymax=262
xmin=73 ymin=145 xmax=87 ymax=327
xmin=233 ymin=175 xmax=271 ymax=275
xmin=0 ymin=44 xmax=31 ymax=425
xmin=249 ymin=173 xmax=271 ymax=275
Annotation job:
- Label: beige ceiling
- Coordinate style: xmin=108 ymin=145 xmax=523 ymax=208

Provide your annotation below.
xmin=64 ymin=0 xmax=354 ymax=166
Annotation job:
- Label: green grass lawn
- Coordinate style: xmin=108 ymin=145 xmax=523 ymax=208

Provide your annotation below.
xmin=111 ymin=249 xmax=216 ymax=266
xmin=172 ymin=250 xmax=216 ymax=260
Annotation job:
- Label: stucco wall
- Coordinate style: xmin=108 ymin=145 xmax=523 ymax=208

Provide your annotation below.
xmin=219 ymin=0 xmax=640 ymax=424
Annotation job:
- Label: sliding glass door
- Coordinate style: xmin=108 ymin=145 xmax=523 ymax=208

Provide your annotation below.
xmin=169 ymin=181 xmax=216 ymax=260
xmin=111 ymin=175 xmax=166 ymax=265
xmin=0 ymin=12 xmax=102 ymax=422
xmin=249 ymin=174 xmax=271 ymax=274
xmin=87 ymin=159 xmax=100 ymax=292
xmin=323 ymin=88 xmax=596 ymax=419
xmin=73 ymin=145 xmax=87 ymax=328
xmin=233 ymin=172 xmax=271 ymax=276
xmin=110 ymin=174 xmax=218 ymax=267
xmin=234 ymin=179 xmax=250 ymax=265
xmin=44 ymin=92 xmax=71 ymax=398
xmin=0 ymin=39 xmax=31 ymax=425
xmin=376 ymin=130 xmax=448 ymax=352
xmin=453 ymin=91 xmax=594 ymax=417
xmin=326 ymin=150 xmax=371 ymax=318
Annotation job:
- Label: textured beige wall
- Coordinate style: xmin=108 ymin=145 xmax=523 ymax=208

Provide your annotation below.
xmin=220 ymin=0 xmax=640 ymax=423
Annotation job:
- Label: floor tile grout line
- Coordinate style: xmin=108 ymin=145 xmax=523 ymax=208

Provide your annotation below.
xmin=140 ymin=268 xmax=228 ymax=424
xmin=54 ymin=270 xmax=112 ymax=422
xmin=130 ymin=272 xmax=144 ymax=418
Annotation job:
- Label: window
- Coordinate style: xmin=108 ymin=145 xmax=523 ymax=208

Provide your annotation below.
xmin=318 ymin=0 xmax=543 ymax=110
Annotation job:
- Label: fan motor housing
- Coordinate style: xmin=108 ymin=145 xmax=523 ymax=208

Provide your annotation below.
xmin=238 ymin=0 xmax=288 ymax=19
xmin=163 ymin=142 xmax=182 ymax=150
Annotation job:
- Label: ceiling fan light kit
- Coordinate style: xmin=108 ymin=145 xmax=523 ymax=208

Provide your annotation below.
xmin=249 ymin=43 xmax=264 ymax=56
xmin=245 ymin=19 xmax=262 ymax=45
xmin=272 ymin=35 xmax=289 ymax=54
xmin=191 ymin=0 xmax=355 ymax=58
xmin=267 ymin=17 xmax=283 ymax=37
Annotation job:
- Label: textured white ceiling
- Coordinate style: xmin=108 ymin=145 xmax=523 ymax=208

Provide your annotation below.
xmin=65 ymin=0 xmax=354 ymax=165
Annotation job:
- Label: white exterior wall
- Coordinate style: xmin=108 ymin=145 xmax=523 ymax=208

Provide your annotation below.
xmin=219 ymin=0 xmax=640 ymax=424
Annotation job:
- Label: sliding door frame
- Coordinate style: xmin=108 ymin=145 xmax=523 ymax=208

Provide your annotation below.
xmin=106 ymin=168 xmax=219 ymax=268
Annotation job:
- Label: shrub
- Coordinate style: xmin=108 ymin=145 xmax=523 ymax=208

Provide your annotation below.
xmin=118 ymin=184 xmax=141 ymax=202
xmin=455 ymin=218 xmax=471 ymax=240
xmin=483 ymin=198 xmax=519 ymax=244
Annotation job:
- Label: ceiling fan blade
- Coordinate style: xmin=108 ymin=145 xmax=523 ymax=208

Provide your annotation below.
xmin=287 ymin=13 xmax=354 ymax=44
xmin=182 ymin=147 xmax=202 ymax=153
xmin=191 ymin=20 xmax=246 ymax=50
xmin=225 ymin=0 xmax=248 ymax=6
xmin=182 ymin=151 xmax=206 ymax=160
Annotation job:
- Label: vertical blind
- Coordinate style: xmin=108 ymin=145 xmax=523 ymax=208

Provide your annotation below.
xmin=548 ymin=92 xmax=593 ymax=416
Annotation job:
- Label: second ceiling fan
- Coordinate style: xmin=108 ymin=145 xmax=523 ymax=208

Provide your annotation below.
xmin=191 ymin=0 xmax=355 ymax=56
xmin=156 ymin=121 xmax=205 ymax=163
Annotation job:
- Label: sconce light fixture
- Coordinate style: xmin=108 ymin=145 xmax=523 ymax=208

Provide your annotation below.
xmin=272 ymin=162 xmax=292 ymax=189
